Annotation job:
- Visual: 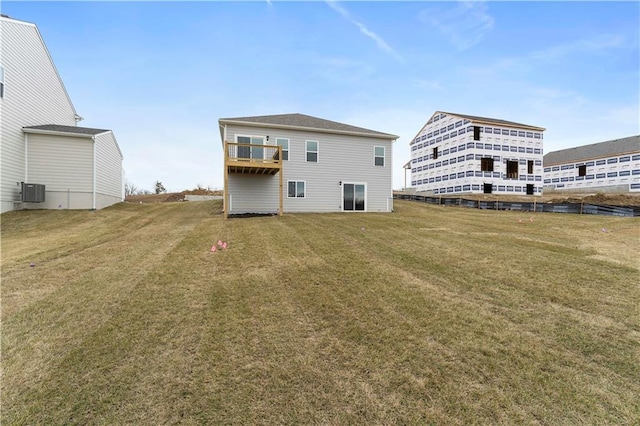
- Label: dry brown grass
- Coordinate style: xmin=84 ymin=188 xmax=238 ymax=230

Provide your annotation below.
xmin=1 ymin=200 xmax=639 ymax=424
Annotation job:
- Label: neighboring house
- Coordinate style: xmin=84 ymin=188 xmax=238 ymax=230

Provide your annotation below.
xmin=543 ymin=135 xmax=640 ymax=193
xmin=0 ymin=15 xmax=123 ymax=213
xmin=410 ymin=111 xmax=545 ymax=196
xmin=218 ymin=113 xmax=398 ymax=217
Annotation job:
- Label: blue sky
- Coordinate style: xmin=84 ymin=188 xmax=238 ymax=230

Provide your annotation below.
xmin=4 ymin=1 xmax=639 ymax=192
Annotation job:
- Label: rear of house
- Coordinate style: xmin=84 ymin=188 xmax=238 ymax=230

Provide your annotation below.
xmin=219 ymin=114 xmax=398 ymax=217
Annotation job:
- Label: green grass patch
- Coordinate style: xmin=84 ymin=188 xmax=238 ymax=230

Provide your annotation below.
xmin=2 ymin=200 xmax=639 ymax=423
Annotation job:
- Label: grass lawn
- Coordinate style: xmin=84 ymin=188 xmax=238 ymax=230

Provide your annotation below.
xmin=1 ymin=200 xmax=639 ymax=424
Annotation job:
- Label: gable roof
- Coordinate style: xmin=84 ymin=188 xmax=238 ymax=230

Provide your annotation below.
xmin=438 ymin=111 xmax=545 ymax=131
xmin=219 ymin=113 xmax=399 ymax=140
xmin=2 ymin=15 xmax=80 ymax=120
xmin=23 ymin=124 xmax=110 ymax=137
xmin=543 ymin=135 xmax=640 ymax=166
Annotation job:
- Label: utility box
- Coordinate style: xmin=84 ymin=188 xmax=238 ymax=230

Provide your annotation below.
xmin=21 ymin=183 xmax=46 ymax=203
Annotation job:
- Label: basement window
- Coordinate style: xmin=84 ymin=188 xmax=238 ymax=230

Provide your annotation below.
xmin=481 ymin=158 xmax=494 ymax=172
xmin=506 ymin=160 xmax=519 ymax=179
xmin=287 ymin=181 xmax=305 ymax=198
xmin=578 ymin=165 xmax=587 ymax=176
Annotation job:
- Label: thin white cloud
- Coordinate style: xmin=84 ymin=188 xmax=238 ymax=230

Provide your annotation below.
xmin=325 ymin=0 xmax=402 ymax=60
xmin=419 ymin=1 xmax=494 ymax=51
xmin=529 ymin=34 xmax=627 ymax=61
xmin=413 ymin=79 xmax=443 ymax=91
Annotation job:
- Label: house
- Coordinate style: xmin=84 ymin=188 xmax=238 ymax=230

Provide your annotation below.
xmin=218 ymin=113 xmax=398 ymax=218
xmin=0 ymin=15 xmax=123 ymax=213
xmin=410 ymin=112 xmax=545 ymax=196
xmin=543 ymin=135 xmax=640 ymax=193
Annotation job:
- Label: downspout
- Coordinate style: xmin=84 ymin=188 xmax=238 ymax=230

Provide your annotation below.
xmin=221 ymin=124 xmax=228 ymax=219
xmin=24 ymin=133 xmax=29 ymax=182
xmin=92 ymin=136 xmax=96 ymax=209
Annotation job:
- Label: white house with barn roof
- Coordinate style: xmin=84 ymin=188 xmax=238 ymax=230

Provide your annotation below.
xmin=218 ymin=113 xmax=398 ymax=218
xmin=0 ymin=14 xmax=123 ymax=212
xmin=543 ymin=135 xmax=640 ymax=193
xmin=410 ymin=111 xmax=546 ymax=196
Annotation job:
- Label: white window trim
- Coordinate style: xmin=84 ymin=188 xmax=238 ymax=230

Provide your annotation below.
xmin=287 ymin=180 xmax=306 ymax=198
xmin=341 ymin=182 xmax=367 ymax=212
xmin=374 ymin=146 xmax=385 ymax=167
xmin=306 ymin=140 xmax=319 ymax=163
xmin=276 ymin=137 xmax=289 ymax=161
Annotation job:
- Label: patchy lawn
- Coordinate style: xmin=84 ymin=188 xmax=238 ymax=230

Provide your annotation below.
xmin=1 ymin=200 xmax=639 ymax=424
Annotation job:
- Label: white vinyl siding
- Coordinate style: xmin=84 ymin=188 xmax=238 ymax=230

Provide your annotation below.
xmin=224 ymin=124 xmax=393 ymax=213
xmin=0 ymin=18 xmax=78 ymax=212
xmin=26 ymin=133 xmax=93 ymax=192
xmin=227 ymin=174 xmax=279 ymax=214
xmin=95 ymin=131 xmax=124 ymax=200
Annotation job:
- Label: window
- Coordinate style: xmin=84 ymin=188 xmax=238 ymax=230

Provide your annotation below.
xmin=483 ymin=183 xmax=493 ymax=194
xmin=374 ymin=146 xmax=385 ymax=166
xmin=578 ymin=165 xmax=587 ymax=176
xmin=481 ymin=158 xmax=494 ymax=172
xmin=433 ymin=147 xmax=439 ymax=159
xmin=276 ymin=138 xmax=289 ymax=161
xmin=473 ymin=126 xmax=481 ymax=141
xmin=306 ymin=140 xmax=318 ymax=162
xmin=287 ymin=181 xmax=305 ymax=198
xmin=506 ymin=160 xmax=518 ymax=179
xmin=527 ymin=160 xmax=534 ymax=174
xmin=0 ymin=66 xmax=4 ymax=99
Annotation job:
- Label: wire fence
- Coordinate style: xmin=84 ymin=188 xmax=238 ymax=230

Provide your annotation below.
xmin=394 ymin=194 xmax=640 ymax=217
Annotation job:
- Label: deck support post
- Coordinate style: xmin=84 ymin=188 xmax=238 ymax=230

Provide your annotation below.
xmin=223 ymin=140 xmax=229 ymax=220
xmin=278 ymin=145 xmax=283 ymax=216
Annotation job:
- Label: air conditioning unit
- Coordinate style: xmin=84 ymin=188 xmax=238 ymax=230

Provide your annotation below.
xmin=21 ymin=183 xmax=46 ymax=203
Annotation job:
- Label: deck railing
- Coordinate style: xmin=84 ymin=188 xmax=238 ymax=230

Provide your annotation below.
xmin=225 ymin=142 xmax=282 ymax=165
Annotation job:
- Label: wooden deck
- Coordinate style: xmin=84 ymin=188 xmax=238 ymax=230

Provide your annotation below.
xmin=223 ymin=141 xmax=283 ymax=218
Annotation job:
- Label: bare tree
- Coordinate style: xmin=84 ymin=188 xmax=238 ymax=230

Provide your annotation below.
xmin=125 ymin=180 xmax=138 ymax=197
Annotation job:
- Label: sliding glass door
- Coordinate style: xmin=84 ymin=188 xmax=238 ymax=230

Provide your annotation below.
xmin=236 ymin=136 xmax=264 ymax=159
xmin=343 ymin=183 xmax=366 ymax=211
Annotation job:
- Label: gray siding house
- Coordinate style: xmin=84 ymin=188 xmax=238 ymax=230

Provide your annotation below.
xmin=543 ymin=135 xmax=640 ymax=193
xmin=0 ymin=15 xmax=123 ymax=212
xmin=219 ymin=114 xmax=398 ymax=217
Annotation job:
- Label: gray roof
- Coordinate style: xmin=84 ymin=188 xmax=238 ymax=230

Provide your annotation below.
xmin=219 ymin=113 xmax=398 ymax=139
xmin=441 ymin=111 xmax=545 ymax=131
xmin=23 ymin=124 xmax=110 ymax=136
xmin=544 ymin=135 xmax=640 ymax=165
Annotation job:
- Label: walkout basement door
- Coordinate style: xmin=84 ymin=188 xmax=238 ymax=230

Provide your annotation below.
xmin=343 ymin=183 xmax=366 ymax=211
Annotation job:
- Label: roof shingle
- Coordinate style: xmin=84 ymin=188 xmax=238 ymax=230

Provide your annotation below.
xmin=219 ymin=113 xmax=398 ymax=139
xmin=544 ymin=135 xmax=640 ymax=165
xmin=23 ymin=124 xmax=110 ymax=136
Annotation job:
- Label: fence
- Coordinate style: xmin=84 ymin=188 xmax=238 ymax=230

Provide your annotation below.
xmin=393 ymin=194 xmax=640 ymax=217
